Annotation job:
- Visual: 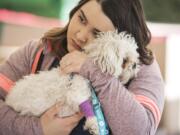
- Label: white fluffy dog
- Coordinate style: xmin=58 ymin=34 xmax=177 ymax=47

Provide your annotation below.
xmin=5 ymin=31 xmax=140 ymax=135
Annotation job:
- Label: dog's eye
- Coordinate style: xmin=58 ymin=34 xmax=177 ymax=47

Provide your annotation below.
xmin=132 ymin=63 xmax=136 ymax=69
xmin=122 ymin=58 xmax=128 ymax=68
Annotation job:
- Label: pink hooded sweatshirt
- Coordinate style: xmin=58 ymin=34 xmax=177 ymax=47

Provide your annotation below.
xmin=0 ymin=40 xmax=164 ymax=135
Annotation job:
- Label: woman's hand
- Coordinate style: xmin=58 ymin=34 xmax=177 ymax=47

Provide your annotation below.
xmin=60 ymin=51 xmax=88 ymax=74
xmin=40 ymin=103 xmax=83 ymax=135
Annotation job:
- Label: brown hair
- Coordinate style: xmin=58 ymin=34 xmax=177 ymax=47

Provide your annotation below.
xmin=42 ymin=0 xmax=153 ymax=65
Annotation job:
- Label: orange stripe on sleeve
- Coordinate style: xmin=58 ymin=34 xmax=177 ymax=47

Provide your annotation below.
xmin=31 ymin=47 xmax=43 ymax=74
xmin=47 ymin=40 xmax=52 ymax=52
xmin=0 ymin=73 xmax=15 ymax=93
xmin=135 ymin=95 xmax=161 ymax=126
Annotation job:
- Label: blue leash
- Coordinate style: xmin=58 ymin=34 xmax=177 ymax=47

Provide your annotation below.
xmin=91 ymin=89 xmax=110 ymax=135
xmin=69 ymin=73 xmax=110 ymax=134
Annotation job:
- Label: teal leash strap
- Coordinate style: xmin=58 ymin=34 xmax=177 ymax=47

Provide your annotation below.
xmin=91 ymin=89 xmax=110 ymax=135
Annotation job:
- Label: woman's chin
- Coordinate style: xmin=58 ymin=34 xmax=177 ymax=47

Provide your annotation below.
xmin=68 ymin=45 xmax=78 ymax=53
xmin=67 ymin=47 xmax=75 ymax=53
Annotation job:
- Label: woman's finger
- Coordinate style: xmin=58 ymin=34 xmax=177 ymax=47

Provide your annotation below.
xmin=60 ymin=64 xmax=76 ymax=74
xmin=46 ymin=102 xmax=63 ymax=117
xmin=60 ymin=54 xmax=71 ymax=66
xmin=61 ymin=112 xmax=84 ymax=125
xmin=60 ymin=62 xmax=72 ymax=70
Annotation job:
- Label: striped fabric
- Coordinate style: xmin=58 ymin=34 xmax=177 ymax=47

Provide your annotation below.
xmin=31 ymin=47 xmax=44 ymax=74
xmin=135 ymin=94 xmax=161 ymax=126
xmin=0 ymin=73 xmax=14 ymax=93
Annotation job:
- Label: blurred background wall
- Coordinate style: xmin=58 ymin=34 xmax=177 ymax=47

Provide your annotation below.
xmin=0 ymin=0 xmax=180 ymax=134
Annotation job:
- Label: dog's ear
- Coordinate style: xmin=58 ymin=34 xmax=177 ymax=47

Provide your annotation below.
xmin=93 ymin=41 xmax=124 ymax=78
xmin=83 ymin=31 xmax=127 ymax=78
xmin=83 ymin=30 xmax=140 ymax=79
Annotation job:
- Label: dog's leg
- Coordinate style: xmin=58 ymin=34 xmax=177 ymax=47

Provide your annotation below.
xmin=80 ymin=100 xmax=99 ymax=135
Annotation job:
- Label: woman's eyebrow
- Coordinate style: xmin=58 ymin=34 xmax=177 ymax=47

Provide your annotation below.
xmin=80 ymin=9 xmax=101 ymax=33
xmin=80 ymin=9 xmax=88 ymax=22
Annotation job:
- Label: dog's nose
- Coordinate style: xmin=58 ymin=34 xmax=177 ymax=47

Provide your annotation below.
xmin=69 ymin=73 xmax=74 ymax=80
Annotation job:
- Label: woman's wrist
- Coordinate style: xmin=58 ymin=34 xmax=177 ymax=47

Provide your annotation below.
xmin=79 ymin=58 xmax=97 ymax=80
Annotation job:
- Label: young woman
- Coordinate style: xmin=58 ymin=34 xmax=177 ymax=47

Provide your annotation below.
xmin=0 ymin=0 xmax=164 ymax=135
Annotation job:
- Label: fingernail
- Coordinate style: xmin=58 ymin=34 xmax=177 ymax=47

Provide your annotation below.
xmin=77 ymin=112 xmax=84 ymax=117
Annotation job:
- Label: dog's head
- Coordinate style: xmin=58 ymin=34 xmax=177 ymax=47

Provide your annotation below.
xmin=83 ymin=31 xmax=140 ymax=84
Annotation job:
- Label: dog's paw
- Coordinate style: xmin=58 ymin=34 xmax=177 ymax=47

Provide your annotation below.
xmin=84 ymin=117 xmax=99 ymax=135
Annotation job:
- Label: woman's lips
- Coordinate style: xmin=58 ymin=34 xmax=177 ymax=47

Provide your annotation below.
xmin=72 ymin=39 xmax=82 ymax=51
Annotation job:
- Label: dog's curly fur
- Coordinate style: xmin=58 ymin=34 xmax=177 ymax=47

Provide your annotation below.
xmin=5 ymin=31 xmax=140 ymax=135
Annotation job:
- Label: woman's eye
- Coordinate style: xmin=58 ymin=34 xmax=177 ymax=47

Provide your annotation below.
xmin=78 ymin=15 xmax=86 ymax=24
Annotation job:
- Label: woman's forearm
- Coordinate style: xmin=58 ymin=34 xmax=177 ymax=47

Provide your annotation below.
xmin=0 ymin=94 xmax=43 ymax=135
xmin=79 ymin=59 xmax=164 ymax=135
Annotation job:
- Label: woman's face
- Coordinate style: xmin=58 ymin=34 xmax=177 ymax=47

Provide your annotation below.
xmin=67 ymin=0 xmax=115 ymax=52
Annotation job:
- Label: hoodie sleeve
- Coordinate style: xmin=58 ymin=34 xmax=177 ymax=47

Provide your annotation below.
xmin=0 ymin=101 xmax=43 ymax=135
xmin=0 ymin=40 xmax=43 ymax=135
xmin=79 ymin=58 xmax=164 ymax=135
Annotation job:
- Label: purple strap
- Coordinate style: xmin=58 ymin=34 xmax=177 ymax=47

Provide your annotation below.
xmin=80 ymin=100 xmax=94 ymax=118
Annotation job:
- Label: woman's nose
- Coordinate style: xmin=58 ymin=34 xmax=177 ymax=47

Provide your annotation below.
xmin=76 ymin=29 xmax=88 ymax=44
